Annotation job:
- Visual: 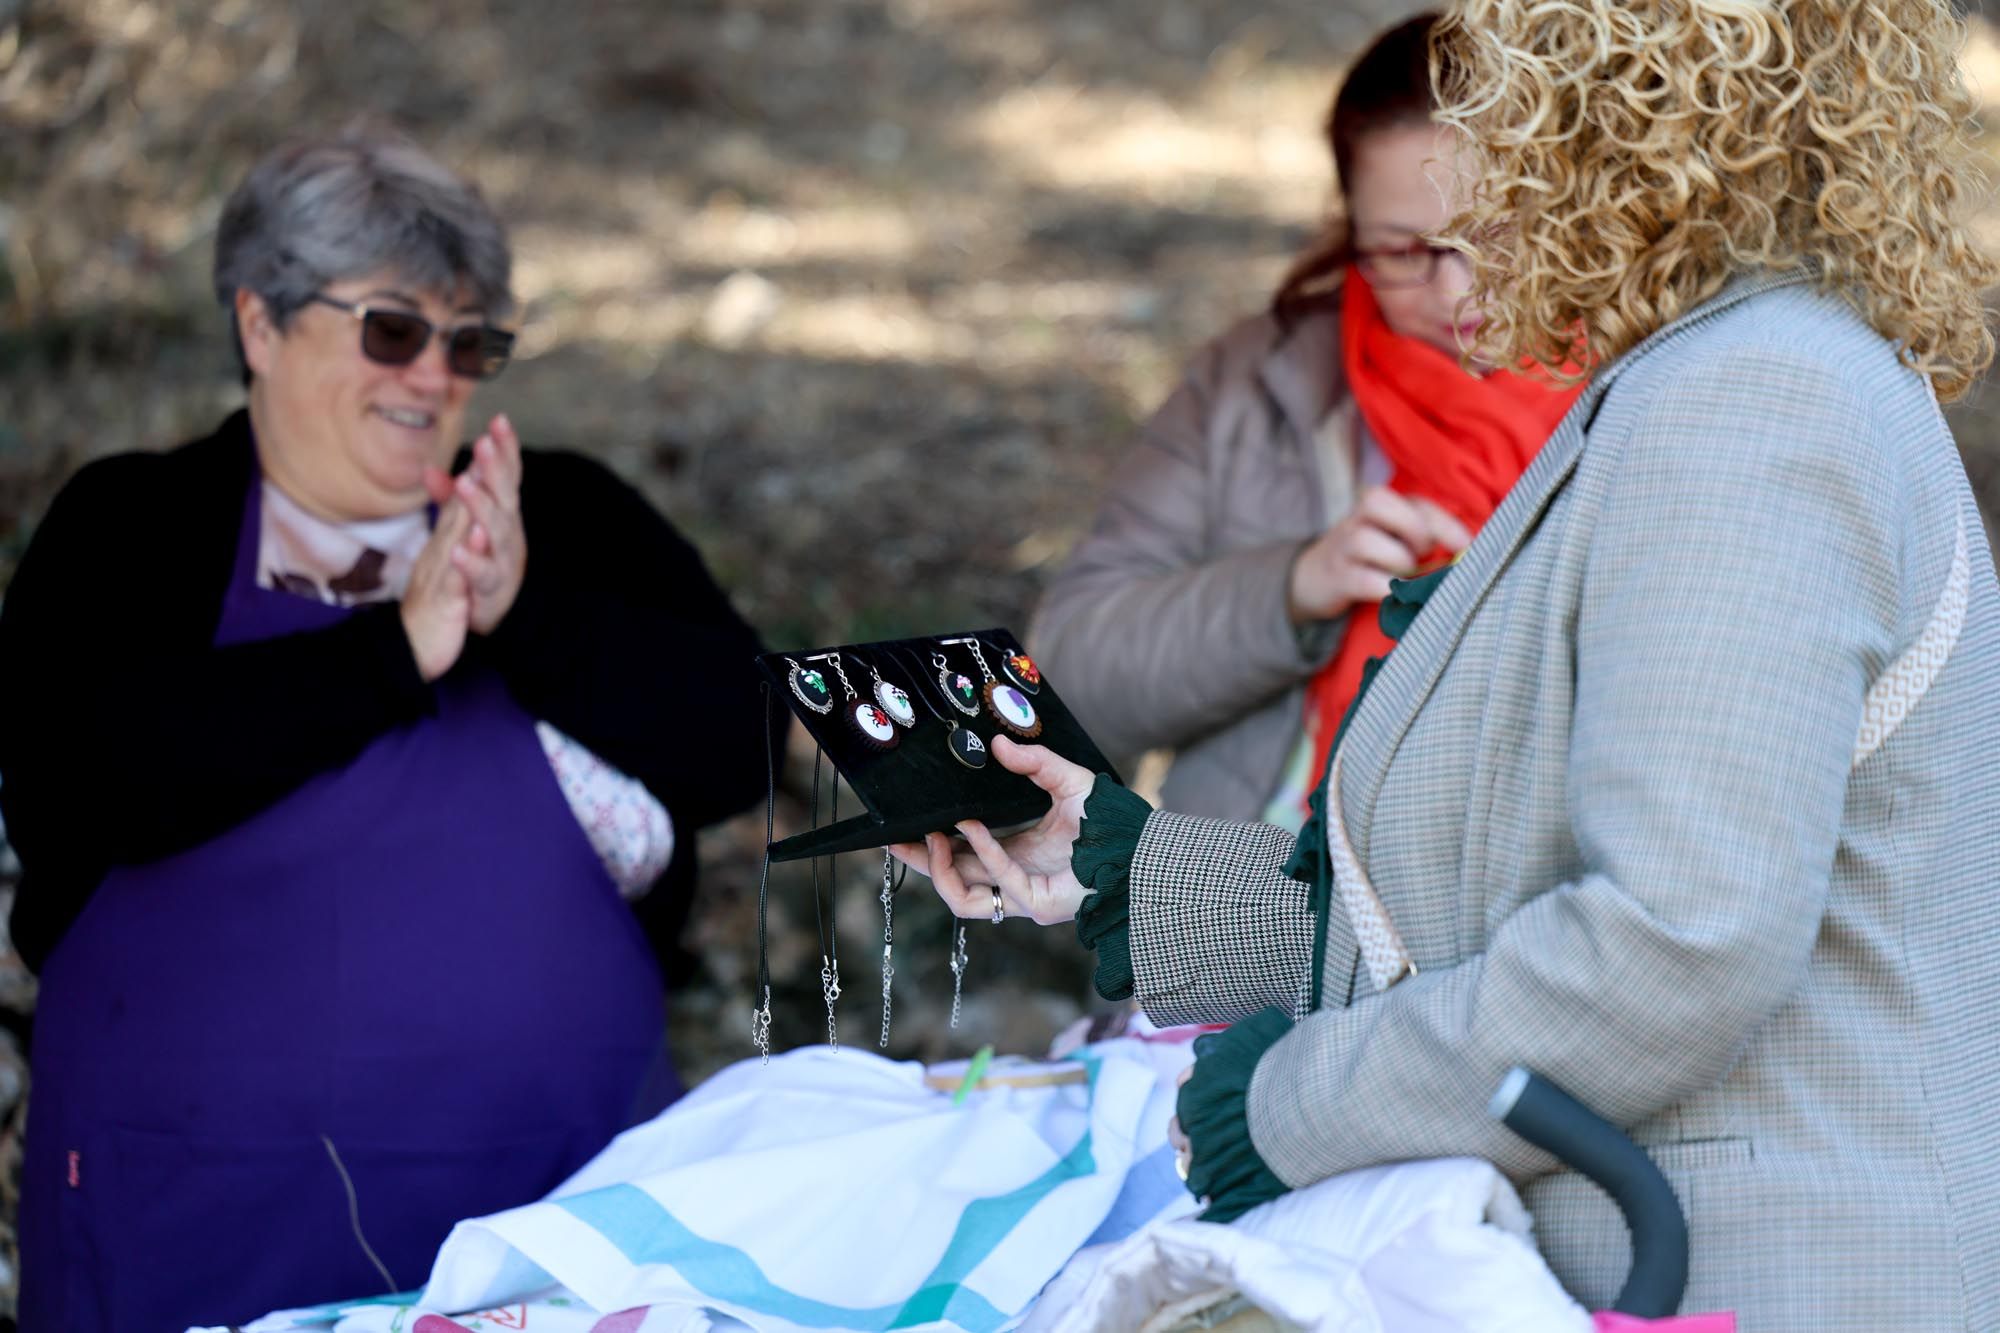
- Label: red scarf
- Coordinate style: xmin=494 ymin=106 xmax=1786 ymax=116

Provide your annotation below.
xmin=1301 ymin=271 xmax=1585 ymax=794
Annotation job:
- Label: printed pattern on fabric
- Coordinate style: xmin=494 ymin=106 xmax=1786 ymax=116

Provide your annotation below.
xmin=537 ymin=722 xmax=675 ymax=898
xmin=257 ymin=479 xmax=427 ymax=607
xmin=1127 ymin=810 xmax=1335 ymax=1027
xmin=1853 ymin=513 xmax=1969 ymax=767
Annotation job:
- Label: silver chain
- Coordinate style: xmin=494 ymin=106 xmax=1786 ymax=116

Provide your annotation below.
xmin=878 ymin=851 xmax=896 ymax=1048
xmin=752 ymin=986 xmax=772 ymax=1066
xmin=942 ymin=636 xmax=996 ymax=685
xmin=810 ymin=651 xmax=858 ymax=700
xmin=821 ymin=954 xmax=842 ymax=1049
xmin=948 ymin=925 xmax=969 ymax=1030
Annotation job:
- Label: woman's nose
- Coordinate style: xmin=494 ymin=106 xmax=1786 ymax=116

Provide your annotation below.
xmin=399 ymin=334 xmax=455 ymax=395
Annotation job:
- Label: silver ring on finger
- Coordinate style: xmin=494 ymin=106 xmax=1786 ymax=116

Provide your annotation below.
xmin=990 ymin=886 xmax=1005 ymax=925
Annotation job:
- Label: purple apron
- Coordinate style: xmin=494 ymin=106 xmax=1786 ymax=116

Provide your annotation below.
xmin=20 ymin=465 xmax=675 ymax=1332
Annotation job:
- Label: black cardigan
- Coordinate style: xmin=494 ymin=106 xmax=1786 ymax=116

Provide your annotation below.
xmin=0 ymin=410 xmax=774 ymax=972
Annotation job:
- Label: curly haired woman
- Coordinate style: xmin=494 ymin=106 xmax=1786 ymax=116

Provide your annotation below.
xmin=899 ymin=3 xmax=2000 ymax=1325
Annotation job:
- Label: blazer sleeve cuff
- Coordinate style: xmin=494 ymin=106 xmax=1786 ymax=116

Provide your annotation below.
xmin=1182 ymin=1006 xmax=1297 ymax=1222
xmin=1072 ymin=775 xmax=1153 ymax=1001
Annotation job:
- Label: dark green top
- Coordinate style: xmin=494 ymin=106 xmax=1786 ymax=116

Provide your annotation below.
xmin=1068 ymin=565 xmax=1451 ymax=1220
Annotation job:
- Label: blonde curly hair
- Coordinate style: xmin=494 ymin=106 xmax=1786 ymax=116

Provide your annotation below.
xmin=1434 ymin=1 xmax=1999 ymax=400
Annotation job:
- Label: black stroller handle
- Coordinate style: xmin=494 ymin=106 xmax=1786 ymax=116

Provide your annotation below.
xmin=1489 ymin=1067 xmax=1690 ymax=1318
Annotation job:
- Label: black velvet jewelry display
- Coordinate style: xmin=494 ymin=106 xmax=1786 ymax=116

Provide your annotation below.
xmin=756 ymin=629 xmax=1121 ymax=862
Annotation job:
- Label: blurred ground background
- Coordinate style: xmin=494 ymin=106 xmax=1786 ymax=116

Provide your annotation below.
xmin=4 ymin=0 xmax=2000 ymax=1318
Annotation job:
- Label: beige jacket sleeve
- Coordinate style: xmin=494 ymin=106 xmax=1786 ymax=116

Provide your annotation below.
xmin=1030 ymin=322 xmax=1343 ymax=768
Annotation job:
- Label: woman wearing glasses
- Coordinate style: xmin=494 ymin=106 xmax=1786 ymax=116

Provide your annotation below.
xmin=1031 ymin=13 xmax=1578 ymax=832
xmin=0 ymin=127 xmax=768 ymax=1332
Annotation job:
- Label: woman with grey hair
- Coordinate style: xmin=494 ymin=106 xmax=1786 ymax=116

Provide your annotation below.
xmin=0 ymin=127 xmax=771 ymax=1332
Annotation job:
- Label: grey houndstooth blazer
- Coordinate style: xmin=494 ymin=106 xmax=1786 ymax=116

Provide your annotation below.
xmin=1124 ymin=271 xmax=2000 ymax=1329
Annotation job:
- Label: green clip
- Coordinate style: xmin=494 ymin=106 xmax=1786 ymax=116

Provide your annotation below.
xmin=952 ymin=1045 xmax=995 ymax=1105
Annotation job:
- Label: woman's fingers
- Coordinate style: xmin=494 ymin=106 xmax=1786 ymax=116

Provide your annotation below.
xmin=454 ymin=471 xmax=502 ymax=534
xmin=1355 ymin=486 xmax=1444 ymax=557
xmin=990 ymin=736 xmax=1094 ymax=801
xmin=1412 ymin=496 xmax=1472 ymax=553
xmin=923 ymin=832 xmax=996 ymax=919
xmin=1343 ymin=522 xmax=1420 ymax=577
xmin=956 ymin=819 xmax=1032 ymax=911
xmin=894 ymin=838 xmax=988 ymax=888
xmin=450 ymin=543 xmax=501 ymax=591
xmin=486 ymin=412 xmax=524 ymax=503
xmin=417 ymin=498 xmax=470 ymax=575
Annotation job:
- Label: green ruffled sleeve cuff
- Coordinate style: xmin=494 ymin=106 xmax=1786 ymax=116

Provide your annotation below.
xmin=1071 ymin=775 xmax=1153 ymax=1002
xmin=1180 ymin=1006 xmax=1296 ymax=1223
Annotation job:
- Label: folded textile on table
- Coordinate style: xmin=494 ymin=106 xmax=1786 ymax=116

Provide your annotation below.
xmin=1026 ymin=1156 xmax=1593 ymax=1333
xmin=206 ymin=1034 xmax=1607 ymax=1333
xmin=208 ymin=1038 xmax=1188 ymax=1333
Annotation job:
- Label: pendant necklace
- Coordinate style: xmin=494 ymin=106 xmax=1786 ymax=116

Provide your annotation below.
xmin=943 ymin=636 xmax=1043 ymax=740
xmin=948 ymin=919 xmax=970 ymax=1031
xmin=810 ymin=745 xmax=842 ymax=1049
xmin=865 ymin=659 xmax=919 ymax=731
xmin=753 ymin=683 xmax=778 ymax=1063
xmin=878 ymin=848 xmax=908 ymax=1048
xmin=896 ymin=646 xmax=991 ymax=769
xmin=785 ymin=655 xmax=836 ymax=715
xmin=810 ymin=651 xmax=899 ymax=752
xmin=1000 ymin=647 xmax=1042 ymax=695
xmin=934 ymin=647 xmax=983 ymax=718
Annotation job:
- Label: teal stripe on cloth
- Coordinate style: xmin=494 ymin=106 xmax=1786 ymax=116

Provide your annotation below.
xmin=559 ymin=1184 xmax=1013 ymax=1331
xmin=556 ymin=1062 xmax=1106 ymax=1332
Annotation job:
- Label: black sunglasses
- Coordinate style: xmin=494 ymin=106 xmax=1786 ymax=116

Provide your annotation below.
xmin=306 ymin=294 xmax=515 ymax=380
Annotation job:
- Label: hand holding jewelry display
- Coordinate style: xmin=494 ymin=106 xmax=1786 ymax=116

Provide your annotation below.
xmin=941 ymin=637 xmax=1043 ymax=740
xmin=754 ymin=631 xmax=1121 ymax=1061
xmin=887 ymin=735 xmax=1093 ymax=926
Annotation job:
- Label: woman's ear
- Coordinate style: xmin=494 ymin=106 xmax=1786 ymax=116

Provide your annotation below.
xmin=234 ymin=288 xmax=280 ymax=379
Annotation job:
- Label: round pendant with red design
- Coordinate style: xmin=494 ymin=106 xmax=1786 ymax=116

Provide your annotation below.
xmin=983 ymin=681 xmax=1043 ymax=739
xmin=849 ymin=700 xmax=900 ymax=751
